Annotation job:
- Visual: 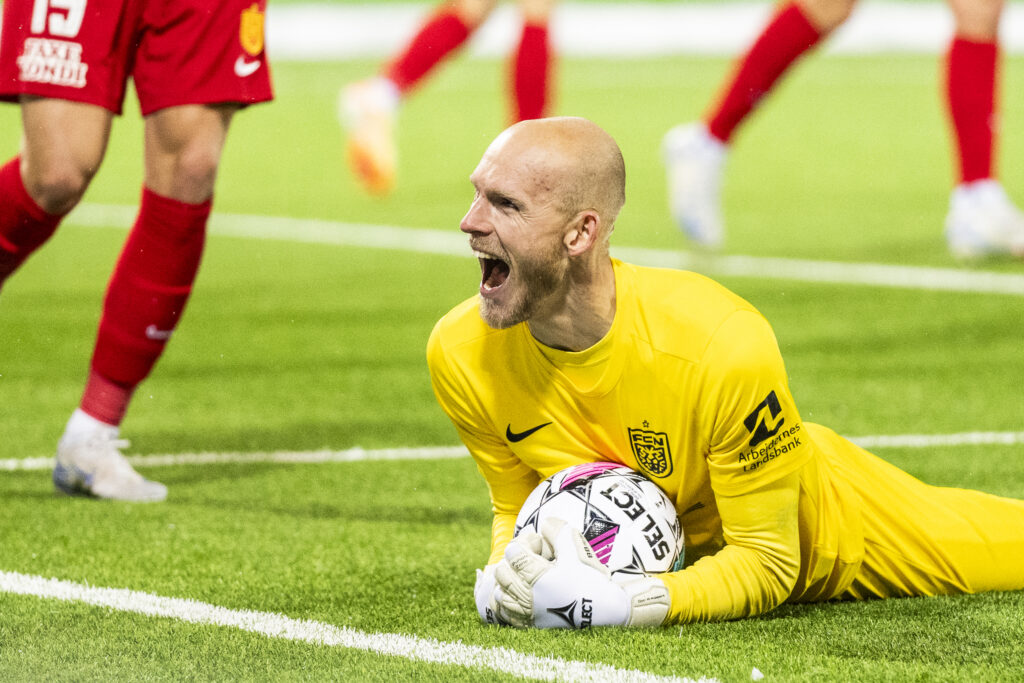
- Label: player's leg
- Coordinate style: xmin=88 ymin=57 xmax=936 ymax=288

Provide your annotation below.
xmin=943 ymin=0 xmax=1024 ymax=259
xmin=850 ymin=487 xmax=1024 ymax=598
xmin=663 ymin=0 xmax=852 ymax=248
xmin=0 ymin=0 xmax=121 ymax=285
xmin=510 ymin=0 xmax=557 ymax=122
xmin=936 ymin=489 xmax=1024 ymax=593
xmin=708 ymin=0 xmax=849 ymax=145
xmin=387 ymin=0 xmax=496 ymax=93
xmin=59 ymin=104 xmax=236 ymax=503
xmin=0 ymin=98 xmax=111 ymax=285
xmin=0 ymin=0 xmax=178 ymax=500
xmin=340 ymin=0 xmax=498 ymax=195
xmin=55 ymin=0 xmax=272 ymax=502
xmin=829 ymin=440 xmax=1024 ymax=598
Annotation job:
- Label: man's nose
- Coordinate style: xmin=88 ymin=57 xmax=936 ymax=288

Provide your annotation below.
xmin=460 ymin=199 xmax=490 ymax=235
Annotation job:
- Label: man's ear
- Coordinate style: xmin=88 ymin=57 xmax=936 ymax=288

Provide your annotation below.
xmin=564 ymin=211 xmax=601 ymax=257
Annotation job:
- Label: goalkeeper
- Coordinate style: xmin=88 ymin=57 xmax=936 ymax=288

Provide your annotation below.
xmin=426 ymin=116 xmax=1024 ymax=628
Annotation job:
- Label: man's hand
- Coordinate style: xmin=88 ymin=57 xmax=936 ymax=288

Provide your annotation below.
xmin=488 ymin=518 xmax=670 ymax=628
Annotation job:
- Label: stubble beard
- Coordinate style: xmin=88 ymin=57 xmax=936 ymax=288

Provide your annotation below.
xmin=479 ymin=245 xmax=567 ymax=330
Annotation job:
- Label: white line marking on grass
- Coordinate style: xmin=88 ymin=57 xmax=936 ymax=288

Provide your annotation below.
xmin=612 ymin=246 xmax=1024 ymax=297
xmin=261 ymin=3 xmax=1024 ymax=60
xmin=850 ymin=431 xmax=1024 ymax=449
xmin=0 ymin=446 xmax=469 ymax=471
xmin=66 ymin=204 xmax=1024 ymax=297
xmin=4 ymin=433 xmax=1022 ymax=472
xmin=127 ymin=445 xmax=470 ymax=468
xmin=0 ymin=571 xmax=714 ymax=683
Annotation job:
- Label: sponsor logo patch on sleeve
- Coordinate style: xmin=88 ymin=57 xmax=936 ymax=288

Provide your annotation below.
xmin=739 ymin=391 xmax=802 ymax=473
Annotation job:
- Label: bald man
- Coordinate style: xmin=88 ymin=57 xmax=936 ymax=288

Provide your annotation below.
xmin=426 ymin=116 xmax=1024 ymax=629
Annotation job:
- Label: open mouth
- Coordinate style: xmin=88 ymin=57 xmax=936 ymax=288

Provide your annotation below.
xmin=473 ymin=250 xmax=510 ymax=292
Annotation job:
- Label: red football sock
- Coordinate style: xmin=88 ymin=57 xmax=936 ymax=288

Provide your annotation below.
xmin=0 ymin=157 xmax=64 ymax=285
xmin=79 ymin=369 xmax=135 ymax=427
xmin=947 ymin=37 xmax=998 ymax=184
xmin=512 ymin=22 xmax=551 ymax=121
xmin=706 ymin=2 xmax=822 ymax=143
xmin=83 ymin=188 xmax=210 ymax=426
xmin=385 ymin=8 xmax=472 ymax=94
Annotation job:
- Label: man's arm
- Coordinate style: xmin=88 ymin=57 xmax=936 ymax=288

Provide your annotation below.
xmin=428 ymin=325 xmax=543 ymax=624
xmin=426 ymin=323 xmax=538 ymax=557
xmin=487 ymin=476 xmax=535 ymax=563
xmin=476 ymin=468 xmax=541 ymax=624
xmin=488 ymin=469 xmax=801 ymax=628
xmin=660 ymin=308 xmax=809 ymax=622
xmin=659 ymin=469 xmax=801 ymax=623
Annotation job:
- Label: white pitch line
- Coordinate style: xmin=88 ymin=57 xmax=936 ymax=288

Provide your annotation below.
xmin=263 ymin=2 xmax=1024 ymax=59
xmin=0 ymin=571 xmax=713 ymax=683
xmin=65 ymin=204 xmax=1024 ymax=297
xmin=0 ymin=445 xmax=469 ymax=472
xmin=3 ymin=433 xmax=1022 ymax=472
xmin=850 ymin=431 xmax=1024 ymax=449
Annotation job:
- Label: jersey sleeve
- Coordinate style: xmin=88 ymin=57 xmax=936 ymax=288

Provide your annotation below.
xmin=698 ymin=309 xmax=812 ymax=496
xmin=426 ymin=322 xmax=540 ymax=564
xmin=655 ymin=309 xmax=810 ymax=623
xmin=660 ymin=469 xmax=802 ymax=623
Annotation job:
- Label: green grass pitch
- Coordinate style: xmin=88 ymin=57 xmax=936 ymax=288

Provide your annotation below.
xmin=1 ymin=46 xmax=1023 ymax=681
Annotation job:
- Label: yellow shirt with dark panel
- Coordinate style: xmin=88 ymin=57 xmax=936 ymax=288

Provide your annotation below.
xmin=427 ymin=259 xmax=866 ymax=624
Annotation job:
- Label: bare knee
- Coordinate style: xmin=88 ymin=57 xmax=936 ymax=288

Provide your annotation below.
xmin=167 ymin=142 xmax=222 ymax=202
xmin=21 ymin=154 xmax=96 ymax=215
xmin=796 ymin=0 xmax=857 ymax=33
xmin=949 ymin=0 xmax=1004 ymax=40
xmin=448 ymin=0 xmax=497 ymax=28
xmin=18 ymin=97 xmax=110 ymax=214
xmin=144 ymin=104 xmax=235 ymax=204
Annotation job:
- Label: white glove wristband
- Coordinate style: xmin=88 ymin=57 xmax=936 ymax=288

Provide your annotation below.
xmin=619 ymin=575 xmax=670 ymax=627
xmin=474 ymin=564 xmax=498 ymax=624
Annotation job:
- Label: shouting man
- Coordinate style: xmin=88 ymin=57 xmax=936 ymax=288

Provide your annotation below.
xmin=427 ymin=116 xmax=1024 ymax=628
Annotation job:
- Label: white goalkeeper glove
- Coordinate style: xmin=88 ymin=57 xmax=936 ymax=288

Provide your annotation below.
xmin=489 ymin=518 xmax=670 ymax=629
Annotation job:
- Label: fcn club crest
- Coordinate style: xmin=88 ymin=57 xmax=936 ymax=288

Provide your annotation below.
xmin=239 ymin=4 xmax=265 ymax=56
xmin=628 ymin=427 xmax=673 ymax=478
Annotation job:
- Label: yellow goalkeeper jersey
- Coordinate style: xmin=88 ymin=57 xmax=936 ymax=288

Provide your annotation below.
xmin=427 ymin=259 xmax=867 ymax=621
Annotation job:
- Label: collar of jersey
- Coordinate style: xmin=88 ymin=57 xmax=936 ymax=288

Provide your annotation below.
xmin=521 ymin=259 xmax=630 ymax=397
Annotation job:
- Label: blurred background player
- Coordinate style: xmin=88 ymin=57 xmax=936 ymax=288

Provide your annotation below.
xmin=0 ymin=0 xmax=273 ymax=501
xmin=340 ymin=0 xmax=556 ymax=195
xmin=663 ymin=0 xmax=1024 ymax=259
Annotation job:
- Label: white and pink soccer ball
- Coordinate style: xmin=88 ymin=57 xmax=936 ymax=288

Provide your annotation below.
xmin=513 ymin=462 xmax=684 ymax=578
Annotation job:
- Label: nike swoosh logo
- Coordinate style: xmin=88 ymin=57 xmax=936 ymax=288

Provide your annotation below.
xmin=145 ymin=324 xmax=173 ymax=341
xmin=234 ymin=56 xmax=261 ymax=78
xmin=505 ymin=422 xmax=552 ymax=443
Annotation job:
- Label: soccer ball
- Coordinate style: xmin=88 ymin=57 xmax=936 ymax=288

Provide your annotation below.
xmin=513 ymin=462 xmax=684 ymax=578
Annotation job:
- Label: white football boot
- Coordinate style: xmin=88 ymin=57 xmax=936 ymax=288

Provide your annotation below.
xmin=54 ymin=416 xmax=166 ymax=502
xmin=662 ymin=123 xmax=728 ymax=249
xmin=339 ymin=76 xmax=400 ymax=196
xmin=945 ymin=180 xmax=1024 ymax=260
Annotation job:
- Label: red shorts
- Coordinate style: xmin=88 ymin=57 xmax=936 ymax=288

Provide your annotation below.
xmin=0 ymin=0 xmax=273 ymax=115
